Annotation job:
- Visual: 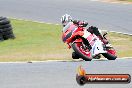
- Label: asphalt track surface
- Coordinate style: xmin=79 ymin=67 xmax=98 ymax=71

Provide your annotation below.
xmin=0 ymin=0 xmax=132 ymax=34
xmin=0 ymin=0 xmax=132 ymax=88
xmin=0 ymin=59 xmax=132 ymax=88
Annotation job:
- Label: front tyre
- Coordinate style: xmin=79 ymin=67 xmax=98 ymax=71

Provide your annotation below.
xmin=72 ymin=42 xmax=92 ymax=61
xmin=72 ymin=52 xmax=79 ymax=59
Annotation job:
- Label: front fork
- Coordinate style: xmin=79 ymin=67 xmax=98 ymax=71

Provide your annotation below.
xmin=67 ymin=43 xmax=71 ymax=49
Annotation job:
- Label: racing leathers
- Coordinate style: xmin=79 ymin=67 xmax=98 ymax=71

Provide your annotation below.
xmin=72 ymin=20 xmax=108 ymax=44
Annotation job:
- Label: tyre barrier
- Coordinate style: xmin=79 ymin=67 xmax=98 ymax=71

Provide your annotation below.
xmin=0 ymin=16 xmax=15 ymax=41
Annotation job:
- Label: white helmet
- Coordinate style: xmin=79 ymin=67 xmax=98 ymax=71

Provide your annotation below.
xmin=61 ymin=14 xmax=72 ymax=26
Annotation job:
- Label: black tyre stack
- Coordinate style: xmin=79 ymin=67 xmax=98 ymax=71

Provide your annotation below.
xmin=0 ymin=16 xmax=15 ymax=41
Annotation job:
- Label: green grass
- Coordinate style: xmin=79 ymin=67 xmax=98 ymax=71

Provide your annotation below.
xmin=0 ymin=19 xmax=131 ymax=62
xmin=119 ymin=0 xmax=132 ymax=2
xmin=125 ymin=0 xmax=132 ymax=2
xmin=108 ymin=32 xmax=132 ymax=58
xmin=127 ymin=0 xmax=132 ymax=2
xmin=0 ymin=19 xmax=72 ymax=62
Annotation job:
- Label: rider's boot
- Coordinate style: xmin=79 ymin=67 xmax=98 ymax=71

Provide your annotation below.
xmin=97 ymin=35 xmax=109 ymax=44
xmin=87 ymin=26 xmax=109 ymax=44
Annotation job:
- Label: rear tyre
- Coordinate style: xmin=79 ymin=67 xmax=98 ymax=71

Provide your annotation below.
xmin=102 ymin=53 xmax=117 ymax=60
xmin=0 ymin=24 xmax=11 ymax=29
xmin=3 ymin=34 xmax=15 ymax=40
xmin=2 ymin=27 xmax=12 ymax=32
xmin=72 ymin=43 xmax=92 ymax=61
xmin=0 ymin=17 xmax=7 ymax=21
xmin=0 ymin=29 xmax=4 ymax=41
xmin=0 ymin=17 xmax=15 ymax=41
xmin=2 ymin=30 xmax=13 ymax=35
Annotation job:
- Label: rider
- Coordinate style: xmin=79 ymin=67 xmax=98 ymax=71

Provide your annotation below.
xmin=61 ymin=14 xmax=108 ymax=44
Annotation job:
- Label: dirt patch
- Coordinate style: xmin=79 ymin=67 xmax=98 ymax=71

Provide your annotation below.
xmin=0 ymin=53 xmax=72 ymax=62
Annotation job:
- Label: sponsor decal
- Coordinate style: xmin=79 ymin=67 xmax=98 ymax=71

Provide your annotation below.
xmin=76 ymin=66 xmax=131 ymax=85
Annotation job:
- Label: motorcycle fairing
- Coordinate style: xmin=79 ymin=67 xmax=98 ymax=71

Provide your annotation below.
xmin=91 ymin=39 xmax=106 ymax=56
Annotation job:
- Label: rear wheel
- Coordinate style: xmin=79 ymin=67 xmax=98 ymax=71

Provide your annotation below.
xmin=72 ymin=42 xmax=92 ymax=61
xmin=102 ymin=53 xmax=117 ymax=60
xmin=103 ymin=45 xmax=117 ymax=60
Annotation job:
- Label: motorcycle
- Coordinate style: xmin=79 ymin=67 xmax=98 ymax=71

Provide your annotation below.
xmin=62 ymin=22 xmax=117 ymax=61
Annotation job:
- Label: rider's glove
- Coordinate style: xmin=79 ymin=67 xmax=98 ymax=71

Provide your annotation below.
xmin=73 ymin=20 xmax=88 ymax=27
xmin=78 ymin=21 xmax=88 ymax=27
xmin=87 ymin=26 xmax=94 ymax=34
xmin=87 ymin=26 xmax=99 ymax=34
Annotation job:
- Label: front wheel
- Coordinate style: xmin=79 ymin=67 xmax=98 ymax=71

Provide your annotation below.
xmin=72 ymin=42 xmax=92 ymax=61
xmin=72 ymin=52 xmax=80 ymax=59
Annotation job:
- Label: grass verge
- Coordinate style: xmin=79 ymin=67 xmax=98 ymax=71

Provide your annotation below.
xmin=117 ymin=0 xmax=132 ymax=2
xmin=0 ymin=19 xmax=131 ymax=62
xmin=108 ymin=32 xmax=132 ymax=57
xmin=127 ymin=0 xmax=132 ymax=2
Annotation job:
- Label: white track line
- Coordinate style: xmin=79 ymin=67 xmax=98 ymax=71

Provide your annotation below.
xmin=0 ymin=57 xmax=131 ymax=63
xmin=10 ymin=17 xmax=132 ymax=35
xmin=10 ymin=17 xmax=60 ymax=25
xmin=109 ymin=31 xmax=132 ymax=36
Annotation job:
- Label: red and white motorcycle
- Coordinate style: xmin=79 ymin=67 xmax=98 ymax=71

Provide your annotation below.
xmin=62 ymin=22 xmax=117 ymax=61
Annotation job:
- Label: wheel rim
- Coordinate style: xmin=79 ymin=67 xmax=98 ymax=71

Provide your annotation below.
xmin=76 ymin=43 xmax=91 ymax=58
